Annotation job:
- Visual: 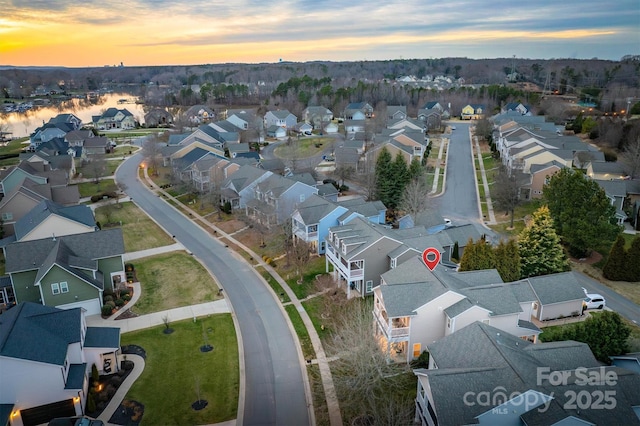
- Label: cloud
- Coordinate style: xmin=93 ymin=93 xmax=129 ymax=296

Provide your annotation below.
xmin=2 ymin=0 xmax=638 ymax=66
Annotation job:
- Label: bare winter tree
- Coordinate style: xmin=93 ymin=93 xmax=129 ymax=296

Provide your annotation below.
xmin=619 ymin=134 xmax=640 ymax=179
xmin=357 ymin=149 xmax=377 ymax=200
xmin=492 ymin=165 xmax=528 ymax=228
xmin=324 ymin=299 xmax=415 ymax=425
xmin=333 ymin=165 xmax=354 ymax=188
xmin=399 ymin=178 xmax=430 ymax=222
xmin=290 ymin=240 xmax=311 ymax=282
xmin=85 ymin=154 xmax=108 ymax=188
xmin=574 ymin=151 xmax=594 ymax=170
xmin=141 ymin=136 xmax=164 ymax=176
xmin=115 ymin=181 xmax=128 ymax=206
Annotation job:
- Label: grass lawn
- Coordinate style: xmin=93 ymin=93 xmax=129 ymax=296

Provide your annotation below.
xmin=280 ymin=256 xmax=328 ymax=300
xmin=274 ymin=136 xmax=334 ymax=159
xmin=489 ymin=199 xmax=543 ymax=238
xmin=77 ymin=179 xmax=118 ymax=197
xmin=94 ymin=201 xmax=174 ymax=251
xmin=121 ymin=316 xmax=238 ymax=425
xmin=284 ymin=304 xmax=315 ymax=359
xmin=129 ymin=251 xmax=221 ymax=314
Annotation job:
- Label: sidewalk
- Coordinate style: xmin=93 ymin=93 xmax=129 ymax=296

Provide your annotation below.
xmin=141 ymin=168 xmax=342 ymax=426
xmin=472 ymin=134 xmax=496 ymax=225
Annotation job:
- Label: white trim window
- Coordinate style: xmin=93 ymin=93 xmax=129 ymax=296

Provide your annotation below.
xmin=60 ymin=281 xmax=69 ymax=293
xmin=1 ymin=212 xmax=12 ymax=221
xmin=51 ymin=283 xmax=60 ymax=295
xmin=366 ymin=280 xmax=373 ymax=293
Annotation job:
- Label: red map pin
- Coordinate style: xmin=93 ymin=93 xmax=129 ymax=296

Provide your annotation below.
xmin=422 ymin=247 xmax=441 ymax=271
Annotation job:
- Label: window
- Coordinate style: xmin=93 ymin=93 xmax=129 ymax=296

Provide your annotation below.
xmin=447 ymin=317 xmax=451 ymax=328
xmin=51 ymin=283 xmax=60 ymax=295
xmin=60 ymin=282 xmax=69 ymax=293
xmin=390 ymin=258 xmax=397 ymax=269
xmin=300 ymin=194 xmax=305 ymax=202
xmin=1 ymin=212 xmax=12 ymax=221
xmin=320 ymin=241 xmax=326 ymax=252
xmin=366 ymin=280 xmax=373 ymax=293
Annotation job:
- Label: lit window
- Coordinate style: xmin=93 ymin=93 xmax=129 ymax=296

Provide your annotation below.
xmin=51 ymin=283 xmax=60 ymax=295
xmin=60 ymin=282 xmax=69 ymax=293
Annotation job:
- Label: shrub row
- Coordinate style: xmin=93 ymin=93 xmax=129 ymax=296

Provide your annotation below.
xmin=90 ymin=191 xmax=118 ymax=203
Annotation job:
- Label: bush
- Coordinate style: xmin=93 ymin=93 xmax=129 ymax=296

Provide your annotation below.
xmin=115 ymin=298 xmax=125 ymax=307
xmin=122 ymin=294 xmax=132 ymax=302
xmin=339 ymin=185 xmax=349 ymax=192
xmin=102 ymin=305 xmax=114 ymax=316
xmin=125 ymin=263 xmax=135 ymax=272
xmin=222 ymin=201 xmax=232 ymax=214
xmin=104 ymin=295 xmax=114 ymax=303
xmin=105 ymin=300 xmax=116 ymax=309
xmin=90 ymin=194 xmax=103 ymax=203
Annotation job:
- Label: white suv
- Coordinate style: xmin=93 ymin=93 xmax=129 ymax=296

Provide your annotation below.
xmin=582 ymin=288 xmax=606 ymax=310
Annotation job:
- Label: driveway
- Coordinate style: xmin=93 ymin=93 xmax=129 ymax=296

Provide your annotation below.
xmin=115 ymin=154 xmax=310 ymax=426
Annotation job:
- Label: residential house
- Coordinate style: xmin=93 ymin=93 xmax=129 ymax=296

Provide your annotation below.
xmin=501 ymin=102 xmax=532 ymax=115
xmin=587 ymin=161 xmax=628 ymax=180
xmin=420 ymin=101 xmax=445 ymax=113
xmin=264 ymin=110 xmax=297 ymax=130
xmin=64 ymin=130 xmax=94 ymax=148
xmin=226 ymin=109 xmax=258 ymax=131
xmin=245 ymin=174 xmax=318 ymax=226
xmin=3 ymin=229 xmax=126 ymax=316
xmin=0 ymin=180 xmax=80 ymax=237
xmin=292 ymin=122 xmax=313 ymax=136
xmin=258 ymin=158 xmax=286 ymax=175
xmin=29 ymin=122 xmax=75 ymax=150
xmin=291 ymin=195 xmax=387 ymax=255
xmin=144 ymin=108 xmax=173 ymax=127
xmin=386 ymin=117 xmax=426 ymax=133
xmin=343 ymin=119 xmax=366 ymax=135
xmin=595 ymin=179 xmax=628 ymax=225
xmin=323 ymin=122 xmax=339 ymax=134
xmin=188 ymin=155 xmax=238 ymax=193
xmin=461 ymin=104 xmax=485 ymax=120
xmin=373 ymin=256 xmax=534 ymax=362
xmin=417 ymin=108 xmax=442 ymax=130
xmin=302 ymin=106 xmax=333 ymax=128
xmin=184 ymin=105 xmax=215 ymax=124
xmin=333 ymin=146 xmax=362 ymax=172
xmin=48 ymin=113 xmax=82 ymax=131
xmin=0 ymin=161 xmax=69 ymax=197
xmin=8 ymin=199 xmax=96 ymax=243
xmin=386 ymin=106 xmax=407 ymax=121
xmin=161 ymin=125 xmax=229 ymax=168
xmin=344 ymin=102 xmax=373 ymax=120
xmin=0 ymin=302 xmax=121 ymax=426
xmin=414 ymin=321 xmax=640 ymax=426
xmin=521 ymin=161 xmax=564 ymax=199
xmin=227 ymin=143 xmax=250 ymax=158
xmin=527 ymin=272 xmax=587 ymax=321
xmin=315 ymin=183 xmax=339 ymax=202
xmin=82 ymin=136 xmax=111 ymax=156
xmin=91 ymin=108 xmax=136 ymax=130
xmin=220 ymin=165 xmax=272 ymax=209
xmin=20 ymin=150 xmax=77 ymax=182
xmin=266 ymin=125 xmax=287 ymax=139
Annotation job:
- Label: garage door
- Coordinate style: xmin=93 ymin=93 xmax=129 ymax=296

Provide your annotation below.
xmin=57 ymin=298 xmax=102 ymax=316
xmin=20 ymin=399 xmax=75 ymax=426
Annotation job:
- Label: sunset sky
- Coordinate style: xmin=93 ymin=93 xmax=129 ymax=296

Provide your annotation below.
xmin=1 ymin=0 xmax=638 ymax=67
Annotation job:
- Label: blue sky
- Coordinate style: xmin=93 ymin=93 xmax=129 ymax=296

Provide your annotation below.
xmin=1 ymin=0 xmax=638 ymax=66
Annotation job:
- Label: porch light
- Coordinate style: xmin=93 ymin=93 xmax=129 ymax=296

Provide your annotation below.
xmin=74 ymin=396 xmax=80 ymax=403
xmin=12 ymin=411 xmax=18 ymax=417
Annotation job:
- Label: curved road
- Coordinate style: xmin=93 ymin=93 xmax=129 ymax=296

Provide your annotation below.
xmin=116 ymin=153 xmax=310 ymax=426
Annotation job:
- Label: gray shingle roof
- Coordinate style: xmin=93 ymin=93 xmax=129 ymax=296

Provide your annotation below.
xmin=0 ymin=302 xmax=81 ymax=365
xmin=13 ymin=199 xmax=95 ymax=240
xmin=461 ymin=285 xmax=523 ymax=316
xmin=84 ymin=326 xmax=120 ymax=348
xmin=527 ymin=271 xmax=586 ymax=305
xmin=65 ymin=363 xmax=86 ymax=389
xmin=5 ymin=228 xmax=124 ymax=273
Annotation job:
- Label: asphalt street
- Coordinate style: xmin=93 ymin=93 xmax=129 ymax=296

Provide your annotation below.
xmin=572 ymin=271 xmax=640 ymax=325
xmin=115 ymin=153 xmax=310 ymax=426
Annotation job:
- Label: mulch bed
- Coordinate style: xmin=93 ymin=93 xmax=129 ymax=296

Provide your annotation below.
xmin=569 ymin=251 xmax=603 ymax=265
xmin=116 ymin=308 xmax=139 ymax=320
xmin=109 ymin=399 xmax=144 ymax=425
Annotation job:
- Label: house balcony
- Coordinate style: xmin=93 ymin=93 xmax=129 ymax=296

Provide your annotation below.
xmin=293 ymin=223 xmax=318 ymax=242
xmin=325 ymin=243 xmax=364 ymax=280
xmin=373 ymin=308 xmax=409 ymax=341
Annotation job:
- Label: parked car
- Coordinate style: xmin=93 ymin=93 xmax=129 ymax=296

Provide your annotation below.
xmin=582 ymin=288 xmax=606 ymax=310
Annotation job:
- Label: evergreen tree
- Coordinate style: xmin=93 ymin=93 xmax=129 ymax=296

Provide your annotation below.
xmin=451 ymin=241 xmax=460 ymax=262
xmin=495 ymin=239 xmax=521 ymax=282
xmin=542 ymin=168 xmax=620 ymax=257
xmin=390 ymin=152 xmax=409 ymax=208
xmin=458 ymin=238 xmax=477 ymax=271
xmin=459 ymin=237 xmax=495 ymax=271
xmin=408 ymin=157 xmax=424 ymax=181
xmin=602 ymin=235 xmax=627 ymax=281
xmin=626 ymin=235 xmax=640 ymax=281
xmin=518 ymin=206 xmax=568 ymax=278
xmin=374 ymin=148 xmax=394 ymax=207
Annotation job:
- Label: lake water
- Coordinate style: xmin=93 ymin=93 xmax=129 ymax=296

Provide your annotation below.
xmin=1 ymin=93 xmax=148 ymax=138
